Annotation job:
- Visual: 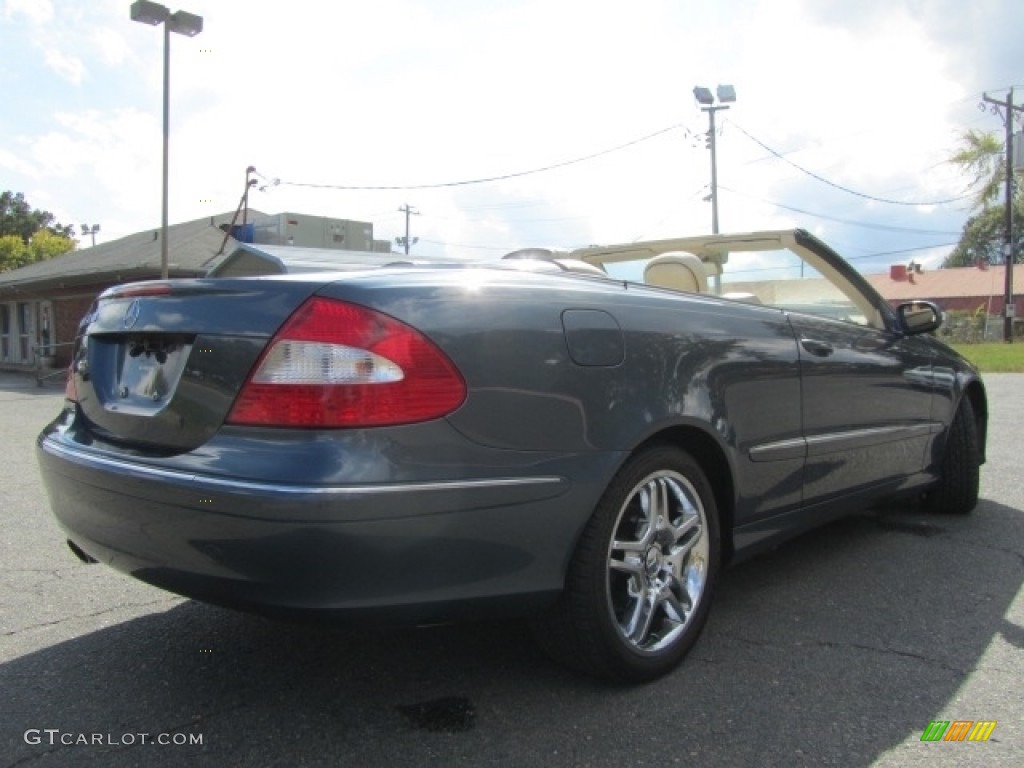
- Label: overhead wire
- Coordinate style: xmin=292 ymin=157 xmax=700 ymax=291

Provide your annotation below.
xmin=717 ymin=185 xmax=963 ymax=235
xmin=844 ymin=243 xmax=959 ymax=262
xmin=248 ymin=101 xmax=990 ymax=256
xmin=727 ymin=121 xmax=973 ymax=207
xmin=267 ymin=123 xmax=691 ymax=191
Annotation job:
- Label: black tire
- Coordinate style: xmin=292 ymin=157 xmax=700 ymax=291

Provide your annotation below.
xmin=534 ymin=445 xmax=720 ymax=683
xmin=924 ymin=396 xmax=980 ymax=515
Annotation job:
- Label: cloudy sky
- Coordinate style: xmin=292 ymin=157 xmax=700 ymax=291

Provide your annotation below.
xmin=1 ymin=0 xmax=1021 ymax=275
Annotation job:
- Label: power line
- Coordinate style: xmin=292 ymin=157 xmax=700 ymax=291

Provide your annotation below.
xmin=724 ymin=242 xmax=957 ymax=279
xmin=266 ymin=123 xmax=688 ymax=191
xmin=718 ymin=185 xmax=963 ymax=235
xmin=728 ymin=121 xmax=973 ymax=207
xmin=844 ymin=243 xmax=958 ymax=261
xmin=629 ymin=183 xmax=711 ymax=242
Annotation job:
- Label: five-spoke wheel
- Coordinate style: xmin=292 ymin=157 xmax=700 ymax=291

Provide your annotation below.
xmin=607 ymin=470 xmax=710 ymax=653
xmin=534 ymin=445 xmax=720 ymax=682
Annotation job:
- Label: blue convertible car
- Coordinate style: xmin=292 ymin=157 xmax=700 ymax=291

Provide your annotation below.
xmin=37 ymin=229 xmax=987 ymax=681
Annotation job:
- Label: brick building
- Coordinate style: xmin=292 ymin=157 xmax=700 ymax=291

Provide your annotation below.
xmin=864 ymin=262 xmax=1024 ymax=317
xmin=865 ymin=262 xmax=1024 ymax=339
xmin=0 ymin=211 xmax=246 ymax=370
xmin=0 ymin=209 xmax=392 ymax=371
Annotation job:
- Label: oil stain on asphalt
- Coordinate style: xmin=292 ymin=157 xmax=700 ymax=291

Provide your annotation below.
xmin=397 ymin=696 xmax=476 ymax=733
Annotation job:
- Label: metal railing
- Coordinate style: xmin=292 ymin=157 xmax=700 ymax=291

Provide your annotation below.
xmin=33 ymin=341 xmax=76 ymax=387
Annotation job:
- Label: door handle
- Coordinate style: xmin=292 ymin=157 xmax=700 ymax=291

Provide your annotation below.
xmin=800 ymin=338 xmax=835 ymax=357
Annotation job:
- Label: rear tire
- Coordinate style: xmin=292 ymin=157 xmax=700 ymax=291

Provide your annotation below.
xmin=924 ymin=397 xmax=980 ymax=515
xmin=534 ymin=445 xmax=720 ymax=683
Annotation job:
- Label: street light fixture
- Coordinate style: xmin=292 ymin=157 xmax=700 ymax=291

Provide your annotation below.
xmin=80 ymin=224 xmax=100 ymax=247
xmin=130 ymin=0 xmax=203 ymax=279
xmin=693 ymin=83 xmax=736 ymax=235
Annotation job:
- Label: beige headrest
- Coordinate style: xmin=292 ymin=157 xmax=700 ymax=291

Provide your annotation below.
xmin=643 ymin=252 xmax=708 ymax=293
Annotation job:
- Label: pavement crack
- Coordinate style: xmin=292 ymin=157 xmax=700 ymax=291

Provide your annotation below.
xmin=815 ymin=639 xmax=968 ymax=675
xmin=1 ymin=599 xmax=174 ymax=637
xmin=728 ymin=634 xmax=968 ymax=675
xmin=958 ymin=539 xmax=1024 ymax=570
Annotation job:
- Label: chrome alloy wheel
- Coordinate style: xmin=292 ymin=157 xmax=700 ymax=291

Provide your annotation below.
xmin=606 ymin=470 xmax=710 ymax=653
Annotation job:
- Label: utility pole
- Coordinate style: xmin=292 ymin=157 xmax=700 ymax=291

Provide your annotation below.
xmin=395 ymin=204 xmax=419 ymax=255
xmin=215 ymin=168 xmax=259 ymax=256
xmin=982 ymin=87 xmax=1024 ymax=342
xmin=243 ymin=165 xmax=256 ymax=225
xmin=693 ymin=85 xmax=736 ymax=236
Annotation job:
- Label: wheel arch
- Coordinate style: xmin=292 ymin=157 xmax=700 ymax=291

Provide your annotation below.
xmin=630 ymin=425 xmax=737 ymax=565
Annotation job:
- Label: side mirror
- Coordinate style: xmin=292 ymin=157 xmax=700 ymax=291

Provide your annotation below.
xmin=897 ymin=300 xmax=943 ymax=335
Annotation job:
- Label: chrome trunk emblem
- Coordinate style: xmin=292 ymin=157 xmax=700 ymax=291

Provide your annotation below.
xmin=123 ymin=299 xmax=141 ymax=329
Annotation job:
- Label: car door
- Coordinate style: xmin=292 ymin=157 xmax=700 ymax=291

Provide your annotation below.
xmin=789 ymin=310 xmax=936 ymax=504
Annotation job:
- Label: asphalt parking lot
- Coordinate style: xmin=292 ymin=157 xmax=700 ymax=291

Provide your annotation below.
xmin=1 ymin=371 xmax=1021 ymax=767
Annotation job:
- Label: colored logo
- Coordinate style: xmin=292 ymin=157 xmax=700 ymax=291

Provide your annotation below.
xmin=920 ymin=720 xmax=997 ymax=742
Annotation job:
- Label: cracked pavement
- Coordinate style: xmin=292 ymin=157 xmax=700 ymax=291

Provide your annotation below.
xmin=1 ymin=371 xmax=1021 ymax=767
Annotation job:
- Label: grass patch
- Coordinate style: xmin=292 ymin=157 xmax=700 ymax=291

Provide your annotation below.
xmin=948 ymin=342 xmax=1024 ymax=372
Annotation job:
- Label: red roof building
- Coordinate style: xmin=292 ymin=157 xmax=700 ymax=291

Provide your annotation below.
xmin=865 ymin=263 xmax=1024 ymax=317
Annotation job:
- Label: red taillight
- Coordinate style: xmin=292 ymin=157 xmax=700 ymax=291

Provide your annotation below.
xmin=226 ymin=298 xmax=466 ymax=428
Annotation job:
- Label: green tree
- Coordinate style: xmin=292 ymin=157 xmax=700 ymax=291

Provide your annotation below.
xmin=950 ymin=129 xmax=1006 ymax=208
xmin=943 ymin=129 xmax=1018 ymax=268
xmin=0 ymin=191 xmax=75 ymax=272
xmin=0 ymin=234 xmax=29 ymax=272
xmin=28 ymin=229 xmax=76 ymax=262
xmin=944 ymin=201 xmax=1024 ymax=267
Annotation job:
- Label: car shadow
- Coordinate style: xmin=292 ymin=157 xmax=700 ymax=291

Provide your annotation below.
xmin=3 ymin=497 xmax=1021 ymax=767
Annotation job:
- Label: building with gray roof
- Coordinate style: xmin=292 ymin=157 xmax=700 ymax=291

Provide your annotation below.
xmin=0 ymin=209 xmax=389 ymax=370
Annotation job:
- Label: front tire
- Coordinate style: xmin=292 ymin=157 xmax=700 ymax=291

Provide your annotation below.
xmin=924 ymin=396 xmax=980 ymax=515
xmin=535 ymin=445 xmax=720 ymax=682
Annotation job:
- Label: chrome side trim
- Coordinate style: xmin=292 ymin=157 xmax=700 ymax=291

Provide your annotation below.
xmin=749 ymin=423 xmax=940 ymax=463
xmin=748 ymin=437 xmax=806 ymax=463
xmin=804 ymin=423 xmax=937 ymax=457
xmin=40 ymin=436 xmax=563 ymax=497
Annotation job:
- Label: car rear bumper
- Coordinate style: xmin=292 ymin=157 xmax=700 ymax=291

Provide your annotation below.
xmin=37 ymin=429 xmax=619 ymax=623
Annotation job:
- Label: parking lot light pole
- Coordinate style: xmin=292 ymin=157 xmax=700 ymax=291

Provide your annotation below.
xmin=130 ymin=1 xmax=203 ymax=280
xmin=693 ymin=84 xmax=736 ymax=235
xmin=80 ymin=224 xmax=100 ymax=247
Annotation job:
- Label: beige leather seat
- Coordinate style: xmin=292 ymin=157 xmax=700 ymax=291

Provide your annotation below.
xmin=643 ymin=252 xmax=708 ymax=293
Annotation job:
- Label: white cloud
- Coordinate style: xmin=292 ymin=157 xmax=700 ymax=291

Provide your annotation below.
xmin=0 ymin=0 xmax=1017 ymax=261
xmin=91 ymin=26 xmax=132 ymax=67
xmin=19 ymin=109 xmax=162 ymax=229
xmin=0 ymin=146 xmax=38 ymax=178
xmin=6 ymin=1 xmax=90 ymax=85
xmin=4 ymin=0 xmax=53 ymax=24
xmin=42 ymin=45 xmax=86 ymax=84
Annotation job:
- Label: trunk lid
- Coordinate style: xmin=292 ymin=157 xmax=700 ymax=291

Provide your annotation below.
xmin=70 ymin=277 xmax=323 ymax=452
